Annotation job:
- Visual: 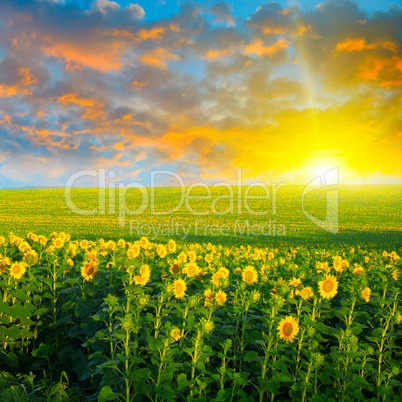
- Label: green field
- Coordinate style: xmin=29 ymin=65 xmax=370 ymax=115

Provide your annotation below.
xmin=0 ymin=185 xmax=401 ymax=401
xmin=0 ymin=185 xmax=401 ymax=247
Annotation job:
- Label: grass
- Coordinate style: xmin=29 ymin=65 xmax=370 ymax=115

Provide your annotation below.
xmin=0 ymin=184 xmax=401 ymax=247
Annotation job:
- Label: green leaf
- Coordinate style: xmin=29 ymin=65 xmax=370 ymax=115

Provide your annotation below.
xmin=244 ymin=351 xmax=259 ymax=363
xmin=215 ymin=390 xmax=228 ymax=401
xmin=147 ymin=336 xmax=163 ymax=352
xmin=155 ymin=385 xmax=174 ymax=401
xmin=98 ymin=386 xmax=119 ymax=402
xmin=12 ymin=289 xmax=31 ymax=301
xmin=372 ymin=328 xmax=383 ymax=337
xmin=32 ymin=342 xmax=53 ymax=358
xmin=267 ymin=377 xmax=280 ymax=394
xmin=1 ymin=324 xmax=22 ymax=340
xmin=128 ymin=368 xmax=151 ymax=382
xmin=2 ymin=351 xmax=19 ymax=368
xmin=178 ymin=373 xmax=189 ymax=389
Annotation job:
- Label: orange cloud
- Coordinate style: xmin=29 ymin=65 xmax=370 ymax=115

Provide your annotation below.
xmin=358 ymin=55 xmax=402 ymax=86
xmin=336 ymin=38 xmax=398 ymax=53
xmin=41 ymin=39 xmax=123 ymax=72
xmin=140 ymin=48 xmax=180 ymax=69
xmin=138 ymin=27 xmax=164 ymax=41
xmin=0 ymin=68 xmax=37 ymax=97
xmin=262 ymin=26 xmax=288 ymax=35
xmin=243 ymin=37 xmax=290 ymax=57
xmin=56 ymin=94 xmax=105 ymax=119
xmin=99 ymin=26 xmax=165 ymax=43
xmin=205 ymin=48 xmax=235 ymax=59
xmin=132 ymin=81 xmax=147 ymax=90
xmin=336 ymin=38 xmax=377 ymax=52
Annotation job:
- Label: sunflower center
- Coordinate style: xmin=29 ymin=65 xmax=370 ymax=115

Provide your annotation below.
xmin=176 ymin=284 xmax=182 ymax=293
xmin=323 ymin=280 xmax=333 ymax=292
xmin=245 ymin=271 xmax=253 ymax=281
xmin=283 ymin=323 xmax=293 ymax=336
xmin=87 ymin=267 xmax=94 ymax=275
xmin=13 ymin=266 xmax=21 ymax=274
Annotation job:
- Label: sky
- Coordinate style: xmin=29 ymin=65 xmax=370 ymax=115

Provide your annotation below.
xmin=0 ymin=0 xmax=401 ymax=188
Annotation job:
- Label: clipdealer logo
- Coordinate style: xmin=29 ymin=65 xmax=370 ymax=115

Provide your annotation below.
xmin=64 ymin=167 xmax=339 ymax=235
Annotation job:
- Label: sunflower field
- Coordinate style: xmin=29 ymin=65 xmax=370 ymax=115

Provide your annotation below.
xmin=0 ymin=232 xmax=401 ymax=401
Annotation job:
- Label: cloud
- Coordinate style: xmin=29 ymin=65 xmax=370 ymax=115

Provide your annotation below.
xmin=125 ymin=3 xmax=145 ymax=19
xmin=210 ymin=2 xmax=235 ymax=26
xmin=91 ymin=0 xmax=120 ymax=15
xmin=140 ymin=48 xmax=181 ymax=69
xmin=0 ymin=0 xmax=400 ymax=188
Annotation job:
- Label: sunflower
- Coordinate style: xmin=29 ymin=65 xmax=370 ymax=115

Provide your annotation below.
xmin=211 ymin=271 xmax=223 ymax=286
xmin=289 ymin=277 xmax=301 ymax=287
xmin=81 ymin=261 xmax=98 ymax=281
xmin=392 ymin=269 xmax=398 ymax=281
xmin=299 ymin=287 xmax=314 ymax=300
xmin=316 ymin=261 xmax=329 ymax=274
xmin=0 ymin=257 xmax=11 ymax=274
xmin=204 ymin=288 xmax=213 ymax=307
xmin=170 ymin=327 xmax=181 ymax=342
xmin=87 ymin=250 xmax=97 ymax=261
xmin=9 ymin=234 xmax=16 ymax=244
xmin=10 ymin=262 xmax=27 ymax=280
xmin=53 ymin=238 xmax=64 ymax=249
xmin=177 ymin=251 xmax=187 ymax=263
xmin=134 ymin=275 xmax=149 ymax=286
xmin=242 ymin=266 xmax=258 ymax=285
xmin=0 ymin=236 xmax=5 ymax=246
xmin=202 ymin=320 xmax=214 ymax=333
xmin=333 ymin=256 xmax=343 ymax=272
xmin=362 ymin=287 xmax=371 ymax=302
xmin=252 ymin=291 xmax=261 ymax=302
xmin=140 ymin=236 xmax=150 ymax=249
xmin=318 ymin=275 xmax=338 ymax=299
xmin=19 ymin=241 xmax=31 ymax=253
xmin=157 ymin=244 xmax=167 ymax=258
xmin=205 ymin=253 xmax=213 ymax=263
xmin=215 ymin=290 xmax=227 ymax=306
xmin=187 ymin=250 xmax=197 ymax=262
xmin=106 ymin=240 xmax=116 ymax=250
xmin=137 ymin=294 xmax=149 ymax=307
xmin=173 ymin=278 xmax=187 ymax=299
xmin=184 ymin=262 xmax=200 ymax=278
xmin=169 ymin=261 xmax=182 ymax=275
xmin=277 ymin=316 xmax=300 ymax=343
xmin=167 ymin=239 xmax=177 ymax=253
xmin=127 ymin=245 xmax=140 ymax=259
xmin=118 ymin=239 xmax=126 ymax=248
xmin=217 ymin=267 xmax=229 ymax=279
xmin=23 ymin=250 xmax=38 ymax=265
xmin=353 ymin=265 xmax=365 ymax=275
xmin=80 ymin=239 xmax=88 ymax=249
xmin=134 ymin=265 xmax=151 ymax=286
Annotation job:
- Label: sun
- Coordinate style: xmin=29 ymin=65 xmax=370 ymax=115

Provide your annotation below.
xmin=312 ymin=164 xmax=335 ymax=178
xmin=302 ymin=155 xmax=346 ymax=182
